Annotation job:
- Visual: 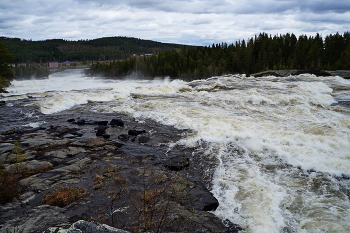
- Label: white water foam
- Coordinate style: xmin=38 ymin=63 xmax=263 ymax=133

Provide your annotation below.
xmin=4 ymin=71 xmax=350 ymax=232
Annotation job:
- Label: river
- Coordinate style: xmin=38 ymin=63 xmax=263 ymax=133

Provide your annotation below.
xmin=1 ymin=69 xmax=350 ymax=233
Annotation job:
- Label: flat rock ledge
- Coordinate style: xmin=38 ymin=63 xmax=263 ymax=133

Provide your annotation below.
xmin=0 ymin=117 xmax=243 ymax=233
xmin=44 ymin=220 xmax=130 ymax=233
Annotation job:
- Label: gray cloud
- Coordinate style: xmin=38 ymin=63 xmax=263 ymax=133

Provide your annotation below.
xmin=0 ymin=0 xmax=349 ymax=45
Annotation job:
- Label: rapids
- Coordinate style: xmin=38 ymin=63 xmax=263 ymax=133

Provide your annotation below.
xmin=2 ymin=69 xmax=350 ymax=233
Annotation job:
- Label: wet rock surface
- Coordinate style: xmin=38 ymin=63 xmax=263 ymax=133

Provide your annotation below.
xmin=0 ymin=102 xmax=243 ymax=233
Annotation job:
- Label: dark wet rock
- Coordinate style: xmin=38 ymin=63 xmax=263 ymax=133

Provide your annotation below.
xmin=118 ymin=134 xmax=130 ymax=141
xmin=291 ymin=70 xmax=332 ymax=76
xmin=44 ymin=220 xmax=130 ymax=233
xmin=253 ymin=71 xmax=284 ymax=77
xmin=110 ymin=118 xmax=124 ymax=127
xmin=76 ymin=119 xmax=86 ymax=125
xmin=67 ymin=118 xmax=75 ymax=123
xmin=71 ymin=138 xmax=123 ymax=149
xmin=182 ymin=178 xmax=219 ymax=211
xmin=165 ymin=155 xmax=189 ymax=171
xmin=128 ymin=129 xmax=146 ymax=136
xmin=48 ymin=126 xmax=83 ymax=138
xmin=137 ymin=135 xmax=149 ymax=143
xmin=0 ymin=101 xmax=6 ymax=106
xmin=222 ymin=219 xmax=245 ymax=233
xmin=96 ymin=121 xmax=109 ymax=126
xmin=96 ymin=127 xmax=106 ymax=137
xmin=103 ymin=134 xmax=110 ymax=139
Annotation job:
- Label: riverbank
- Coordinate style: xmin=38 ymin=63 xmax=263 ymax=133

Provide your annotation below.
xmin=0 ymin=102 xmax=243 ymax=233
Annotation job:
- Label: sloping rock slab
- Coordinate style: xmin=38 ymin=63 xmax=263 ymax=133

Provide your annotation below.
xmin=0 ymin=205 xmax=68 ymax=233
xmin=44 ymin=220 xmax=130 ymax=233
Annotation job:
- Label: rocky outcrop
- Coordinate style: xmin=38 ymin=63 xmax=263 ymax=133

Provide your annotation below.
xmin=0 ymin=115 xmax=243 ymax=233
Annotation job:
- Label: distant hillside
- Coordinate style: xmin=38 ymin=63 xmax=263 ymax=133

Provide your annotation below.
xmin=0 ymin=37 xmax=193 ymax=63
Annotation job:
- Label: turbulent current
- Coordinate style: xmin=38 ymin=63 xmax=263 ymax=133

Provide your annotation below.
xmin=2 ymin=69 xmax=350 ymax=233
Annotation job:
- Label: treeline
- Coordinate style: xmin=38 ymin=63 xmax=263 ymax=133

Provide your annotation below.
xmin=0 ymin=37 xmax=189 ymax=63
xmin=87 ymin=32 xmax=350 ymax=80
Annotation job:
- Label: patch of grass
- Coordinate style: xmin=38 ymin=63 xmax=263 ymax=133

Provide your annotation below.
xmin=93 ymin=174 xmax=105 ymax=190
xmin=103 ymin=165 xmax=122 ymax=174
xmin=41 ymin=187 xmax=88 ymax=207
xmin=5 ymin=227 xmax=24 ymax=233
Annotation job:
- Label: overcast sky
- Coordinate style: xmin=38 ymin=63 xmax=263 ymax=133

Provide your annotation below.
xmin=1 ymin=0 xmax=349 ymax=46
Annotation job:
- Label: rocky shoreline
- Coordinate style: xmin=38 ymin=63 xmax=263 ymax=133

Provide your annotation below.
xmin=0 ymin=102 xmax=243 ymax=233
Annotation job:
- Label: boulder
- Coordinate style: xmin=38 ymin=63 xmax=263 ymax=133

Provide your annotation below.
xmin=128 ymin=129 xmax=146 ymax=136
xmin=186 ymin=178 xmax=219 ymax=211
xmin=110 ymin=118 xmax=124 ymax=127
xmin=96 ymin=127 xmax=106 ymax=137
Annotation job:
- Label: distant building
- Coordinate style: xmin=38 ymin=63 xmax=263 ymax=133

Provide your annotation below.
xmin=46 ymin=61 xmax=58 ymax=67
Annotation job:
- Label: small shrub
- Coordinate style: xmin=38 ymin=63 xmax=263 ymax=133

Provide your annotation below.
xmin=0 ymin=171 xmax=21 ymax=205
xmin=8 ymin=142 xmax=26 ymax=172
xmin=42 ymin=187 xmax=88 ymax=207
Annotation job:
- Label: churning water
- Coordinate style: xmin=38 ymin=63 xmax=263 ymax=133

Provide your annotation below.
xmin=2 ymin=69 xmax=350 ymax=232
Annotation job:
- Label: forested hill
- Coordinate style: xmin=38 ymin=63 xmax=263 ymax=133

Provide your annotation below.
xmin=0 ymin=36 xmax=190 ymax=63
xmin=88 ymin=32 xmax=350 ymax=80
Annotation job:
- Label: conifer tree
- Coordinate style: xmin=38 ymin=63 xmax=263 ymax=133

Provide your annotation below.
xmin=0 ymin=39 xmax=15 ymax=91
